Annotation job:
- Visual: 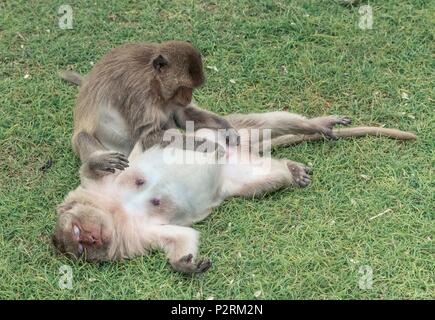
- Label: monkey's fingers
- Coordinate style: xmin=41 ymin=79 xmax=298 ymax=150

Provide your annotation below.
xmin=111 ymin=164 xmax=128 ymax=171
xmin=89 ymin=154 xmax=129 ymax=175
xmin=106 ymin=152 xmax=129 ymax=170
xmin=100 ymin=167 xmax=116 ymax=174
xmin=108 ymin=159 xmax=129 ymax=167
xmin=99 ymin=164 xmax=127 ymax=173
xmin=288 ymin=162 xmax=312 ymax=188
xmin=325 ymin=116 xmax=352 ymax=128
xmin=196 ymin=259 xmax=212 ymax=273
xmin=303 ymin=166 xmax=313 ymax=175
xmin=172 ymin=256 xmax=212 ymax=274
xmin=297 ymin=174 xmax=311 ymax=187
xmin=179 ymin=253 xmax=193 ymax=264
xmin=108 ymin=152 xmax=129 ymax=164
xmin=337 ymin=116 xmax=352 ymax=126
xmin=312 ymin=116 xmax=352 ymax=138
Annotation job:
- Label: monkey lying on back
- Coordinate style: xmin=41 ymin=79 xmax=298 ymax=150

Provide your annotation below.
xmin=60 ymin=41 xmax=240 ymax=176
xmin=52 ymin=111 xmax=415 ymax=274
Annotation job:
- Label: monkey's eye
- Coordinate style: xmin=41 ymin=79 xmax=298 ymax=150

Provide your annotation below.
xmin=72 ymin=225 xmax=80 ymax=239
xmin=77 ymin=243 xmax=84 ymax=256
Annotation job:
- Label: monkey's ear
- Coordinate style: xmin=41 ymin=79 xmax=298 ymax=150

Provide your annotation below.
xmin=152 ymin=55 xmax=168 ymax=72
xmin=52 ymin=234 xmax=60 ymax=248
xmin=52 ymin=233 xmax=65 ymax=253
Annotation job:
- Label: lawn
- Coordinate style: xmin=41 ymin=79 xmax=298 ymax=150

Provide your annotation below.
xmin=0 ymin=0 xmax=433 ymax=299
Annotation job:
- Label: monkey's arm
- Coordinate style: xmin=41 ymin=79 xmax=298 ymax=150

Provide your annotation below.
xmin=141 ymin=225 xmax=211 ymax=274
xmin=139 ymin=126 xmax=224 ymax=155
xmin=73 ymin=131 xmax=106 ymax=162
xmin=74 ymin=132 xmax=129 ymax=179
xmin=173 ymin=105 xmax=240 ymax=145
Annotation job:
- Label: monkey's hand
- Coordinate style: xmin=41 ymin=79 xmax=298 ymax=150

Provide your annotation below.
xmin=225 ymin=128 xmax=240 ymax=146
xmin=192 ymin=137 xmax=226 ymax=159
xmin=171 ymin=254 xmax=212 ymax=275
xmin=87 ymin=151 xmax=129 ymax=175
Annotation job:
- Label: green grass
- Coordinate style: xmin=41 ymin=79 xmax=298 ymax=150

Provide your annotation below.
xmin=0 ymin=0 xmax=433 ymax=299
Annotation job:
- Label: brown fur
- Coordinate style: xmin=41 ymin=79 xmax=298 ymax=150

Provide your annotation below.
xmin=64 ymin=41 xmax=236 ymax=176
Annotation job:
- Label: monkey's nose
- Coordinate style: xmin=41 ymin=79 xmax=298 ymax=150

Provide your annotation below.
xmin=82 ymin=235 xmax=101 ymax=245
xmin=151 ymin=197 xmax=161 ymax=206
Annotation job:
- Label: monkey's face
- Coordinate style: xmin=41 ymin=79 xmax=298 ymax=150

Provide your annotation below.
xmin=52 ymin=201 xmax=114 ymax=262
xmin=172 ymin=86 xmax=193 ymax=107
xmin=152 ymin=41 xmax=205 ymax=107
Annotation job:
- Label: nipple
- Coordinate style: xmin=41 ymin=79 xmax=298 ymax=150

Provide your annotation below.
xmin=135 ymin=178 xmax=145 ymax=186
xmin=150 ymin=197 xmax=161 ymax=206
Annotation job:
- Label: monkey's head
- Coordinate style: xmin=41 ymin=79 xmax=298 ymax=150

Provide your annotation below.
xmin=151 ymin=40 xmax=205 ymax=107
xmin=52 ymin=200 xmax=114 ymax=262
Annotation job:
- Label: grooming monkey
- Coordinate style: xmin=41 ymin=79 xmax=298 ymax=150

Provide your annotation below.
xmin=52 ymin=112 xmax=416 ymax=274
xmin=60 ymin=41 xmax=239 ymax=175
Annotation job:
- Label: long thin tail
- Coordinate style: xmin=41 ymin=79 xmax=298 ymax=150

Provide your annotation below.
xmin=333 ymin=127 xmax=416 ymax=140
xmin=268 ymin=126 xmax=417 ymax=148
xmin=58 ymin=70 xmax=83 ymax=86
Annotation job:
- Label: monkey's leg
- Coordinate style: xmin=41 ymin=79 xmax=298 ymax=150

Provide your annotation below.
xmin=261 ymin=126 xmax=417 ymax=152
xmin=141 ymin=225 xmax=211 ymax=274
xmin=73 ymin=131 xmax=129 ymax=177
xmin=221 ymin=155 xmax=312 ymax=198
xmin=225 ymin=112 xmax=351 ymax=140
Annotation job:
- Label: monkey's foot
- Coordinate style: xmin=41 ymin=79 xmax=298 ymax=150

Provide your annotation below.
xmin=330 ymin=116 xmax=352 ymax=127
xmin=287 ymin=161 xmax=312 ymax=187
xmin=310 ymin=116 xmax=352 ymax=139
xmin=171 ymin=254 xmax=212 ymax=275
xmin=88 ymin=151 xmax=129 ymax=175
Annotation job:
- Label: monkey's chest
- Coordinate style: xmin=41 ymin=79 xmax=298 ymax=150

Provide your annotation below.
xmin=117 ymin=148 xmax=223 ymax=226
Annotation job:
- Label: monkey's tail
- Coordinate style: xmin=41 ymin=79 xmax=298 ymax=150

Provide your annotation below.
xmin=270 ymin=127 xmax=417 ymax=147
xmin=332 ymin=127 xmax=416 ymax=140
xmin=58 ymin=70 xmax=83 ymax=86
